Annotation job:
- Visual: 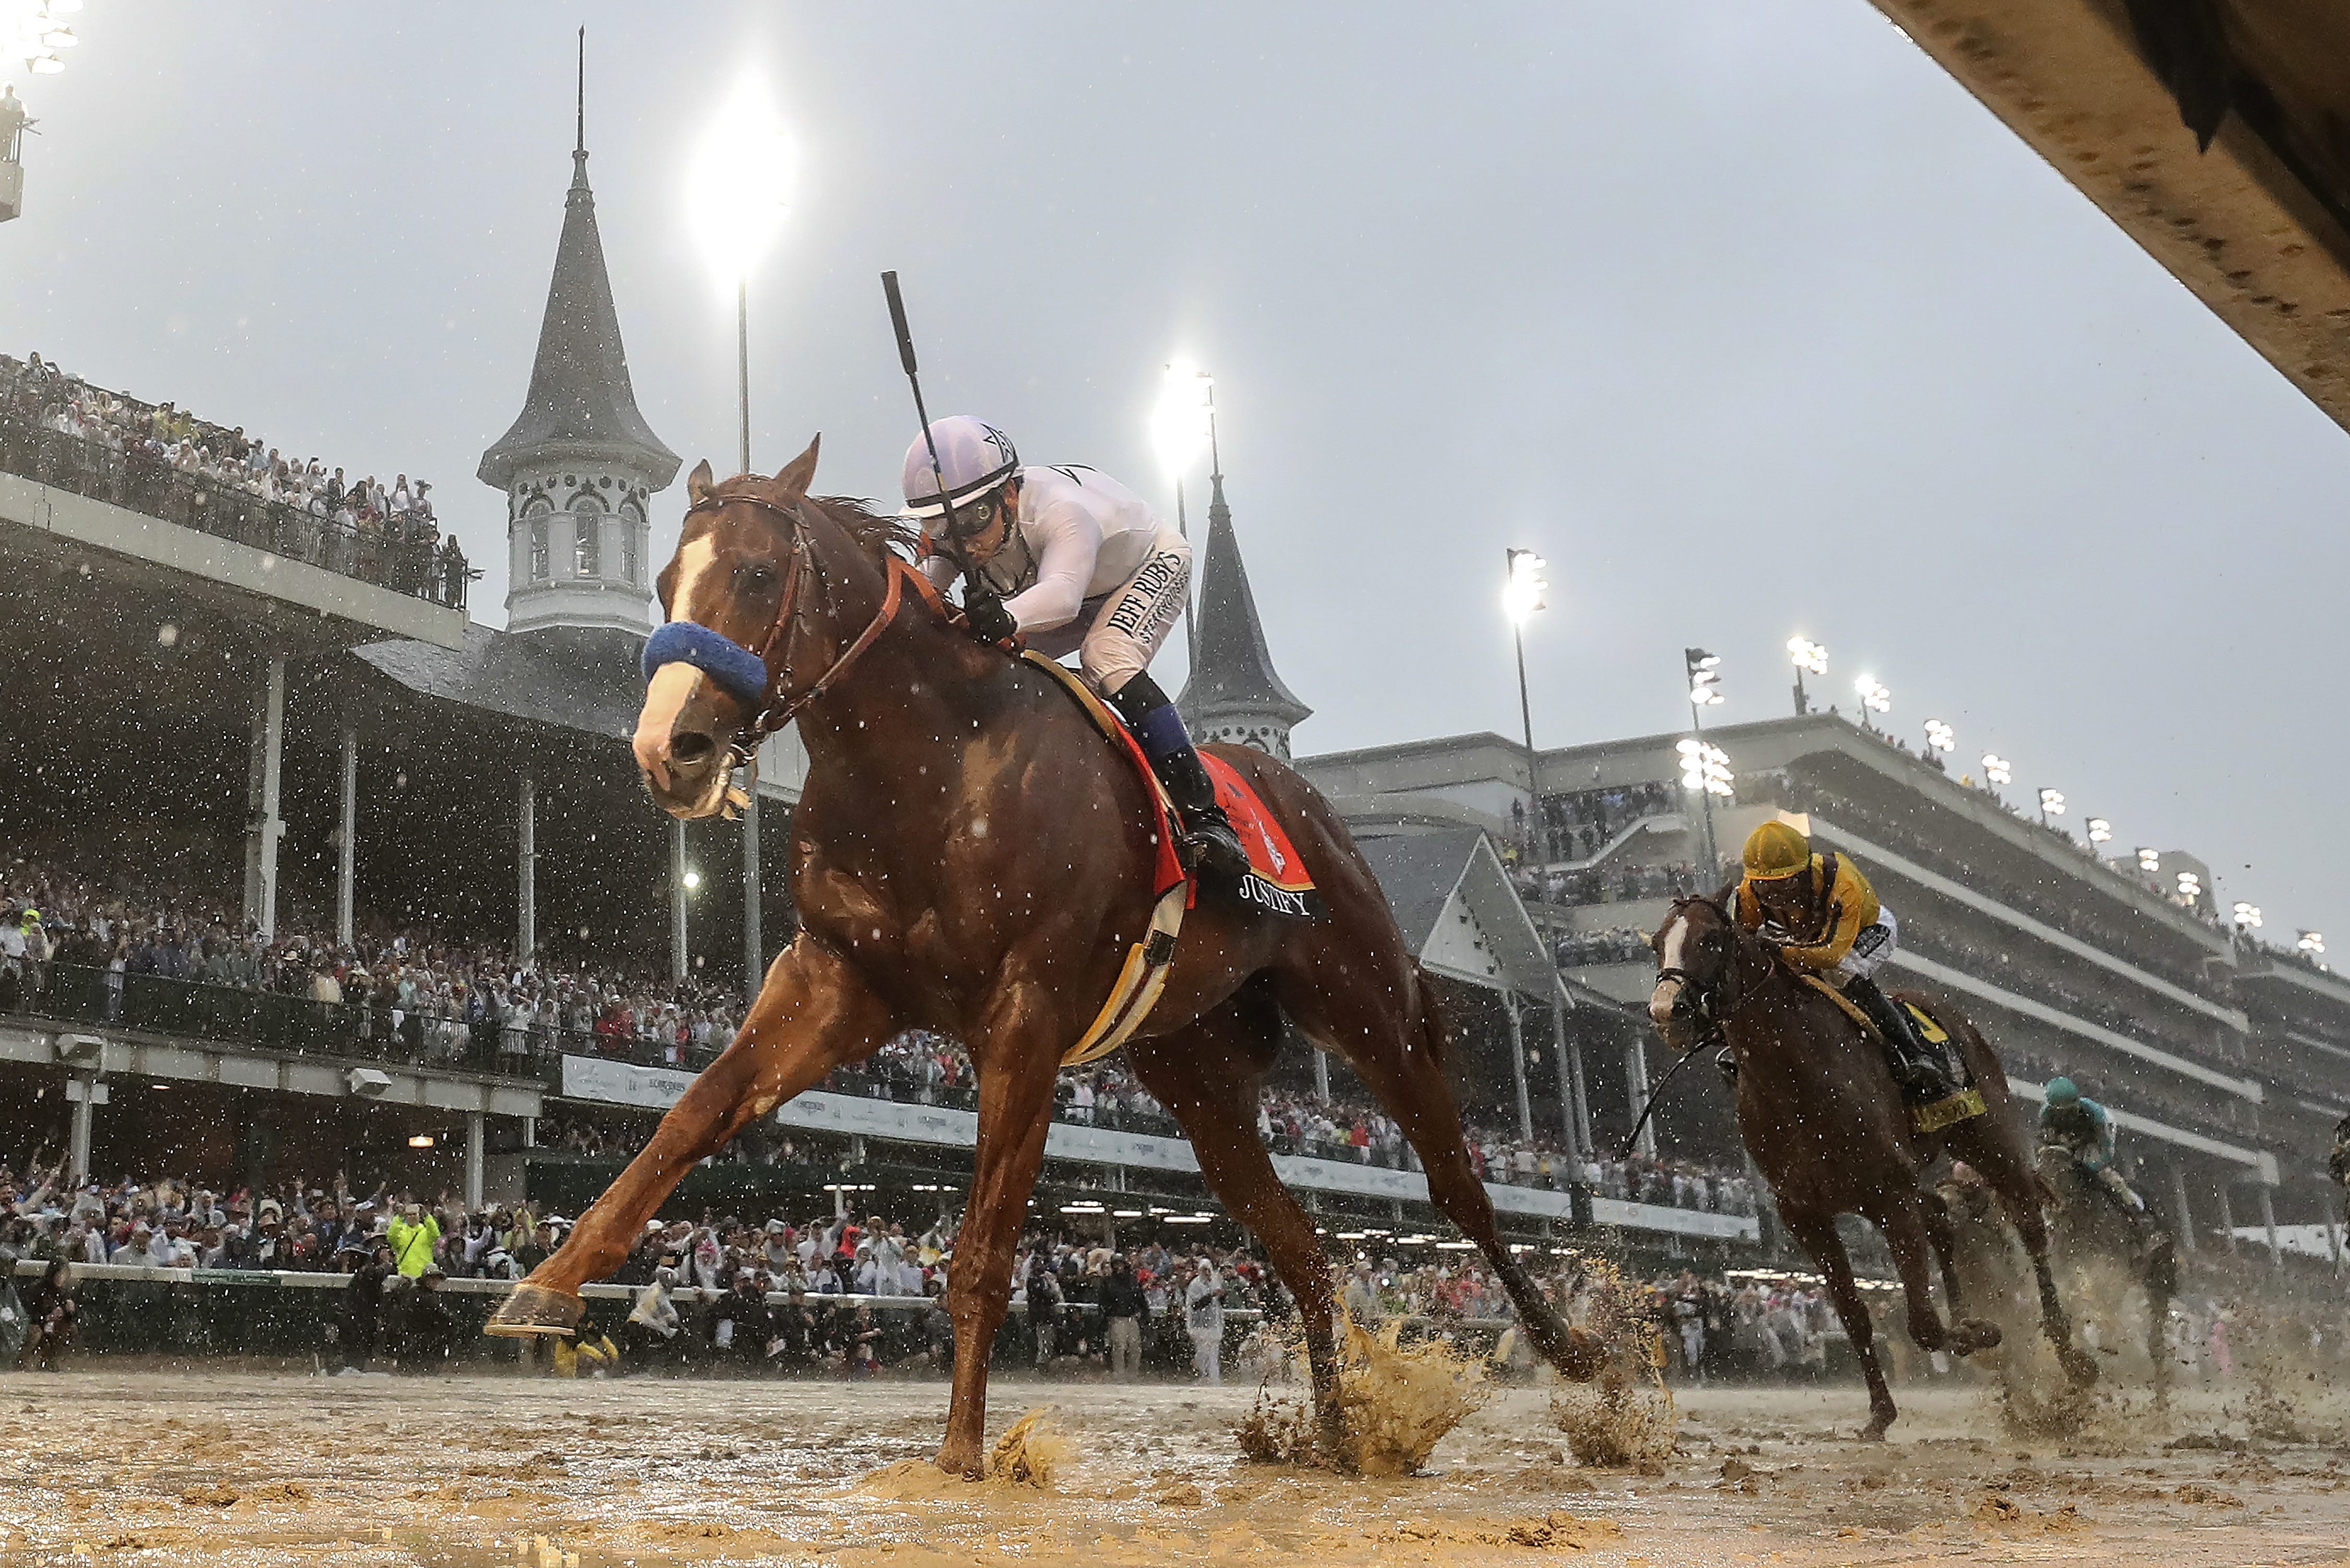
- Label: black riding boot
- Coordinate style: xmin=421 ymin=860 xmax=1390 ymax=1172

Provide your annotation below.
xmin=1107 ymin=675 xmax=1250 ymax=882
xmin=1846 ymin=975 xmax=1959 ymax=1103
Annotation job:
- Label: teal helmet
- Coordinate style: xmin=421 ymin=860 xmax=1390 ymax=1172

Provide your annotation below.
xmin=2043 ymin=1077 xmax=2080 ymax=1107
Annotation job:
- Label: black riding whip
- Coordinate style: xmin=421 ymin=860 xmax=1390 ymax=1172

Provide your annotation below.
xmin=880 ymin=271 xmax=988 ymax=609
xmin=1616 ymin=1042 xmax=1710 ymax=1160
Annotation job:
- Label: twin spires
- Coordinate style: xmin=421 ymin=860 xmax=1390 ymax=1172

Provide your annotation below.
xmin=1179 ymin=469 xmax=1311 ymax=759
xmin=478 ymin=35 xmax=678 ymax=638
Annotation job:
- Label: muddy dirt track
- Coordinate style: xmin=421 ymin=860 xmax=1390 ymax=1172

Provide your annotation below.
xmin=3 ymin=1371 xmax=2348 ymax=1566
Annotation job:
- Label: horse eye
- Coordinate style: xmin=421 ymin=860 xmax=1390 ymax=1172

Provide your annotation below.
xmin=738 ymin=561 xmax=778 ymax=593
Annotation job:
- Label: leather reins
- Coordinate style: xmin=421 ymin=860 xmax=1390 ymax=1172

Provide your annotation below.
xmin=678 ymin=489 xmax=947 ymax=774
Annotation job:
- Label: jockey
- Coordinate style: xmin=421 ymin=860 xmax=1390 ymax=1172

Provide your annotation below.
xmin=2038 ymin=1077 xmax=2148 ymax=1220
xmin=1734 ymin=820 xmax=1961 ymax=1102
xmin=901 ymin=416 xmax=1249 ymax=880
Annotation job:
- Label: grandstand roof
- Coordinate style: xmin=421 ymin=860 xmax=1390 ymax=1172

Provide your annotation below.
xmin=351 ymin=622 xmax=642 ymax=742
xmin=477 ymin=148 xmax=679 ymax=491
xmin=1874 ymin=0 xmax=2350 ymax=438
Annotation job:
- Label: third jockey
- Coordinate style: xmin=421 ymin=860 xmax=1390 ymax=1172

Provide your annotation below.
xmin=901 ymin=416 xmax=1250 ymax=880
xmin=1735 ymin=820 xmax=1963 ymax=1104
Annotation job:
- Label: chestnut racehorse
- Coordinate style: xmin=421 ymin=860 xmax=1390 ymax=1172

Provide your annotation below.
xmin=1648 ymin=895 xmax=2096 ymax=1439
xmin=489 ymin=443 xmax=1600 ymax=1473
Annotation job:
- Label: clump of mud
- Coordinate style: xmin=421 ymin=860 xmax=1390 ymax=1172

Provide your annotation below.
xmin=1236 ymin=1316 xmax=1489 ymax=1476
xmin=988 ymin=1409 xmax=1067 ymax=1489
xmin=1548 ymin=1258 xmax=1677 ymax=1468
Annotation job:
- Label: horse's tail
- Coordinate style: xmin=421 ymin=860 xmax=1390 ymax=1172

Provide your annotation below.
xmin=1412 ymin=963 xmax=1452 ymax=1071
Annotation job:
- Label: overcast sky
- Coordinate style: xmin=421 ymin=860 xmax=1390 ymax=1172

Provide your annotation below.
xmin=8 ymin=3 xmax=2348 ymax=941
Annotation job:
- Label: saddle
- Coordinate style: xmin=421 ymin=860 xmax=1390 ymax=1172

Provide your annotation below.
xmin=1795 ymin=974 xmax=1987 ymax=1134
xmin=1021 ymin=653 xmax=1319 ymax=1069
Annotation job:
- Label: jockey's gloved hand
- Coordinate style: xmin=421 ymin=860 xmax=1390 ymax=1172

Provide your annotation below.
xmin=964 ymin=590 xmax=1016 ymax=644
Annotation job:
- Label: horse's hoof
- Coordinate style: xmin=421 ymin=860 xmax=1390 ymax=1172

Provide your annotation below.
xmin=1554 ymin=1326 xmax=1606 ymax=1383
xmin=2058 ymin=1345 xmax=2100 ymax=1387
xmin=1951 ymin=1317 xmax=2004 ymax=1356
xmin=934 ymin=1442 xmax=982 ymax=1481
xmin=484 ymin=1282 xmax=584 ymax=1338
xmin=1860 ymin=1419 xmax=1892 ymax=1443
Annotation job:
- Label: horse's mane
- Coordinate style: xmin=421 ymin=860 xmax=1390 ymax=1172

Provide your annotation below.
xmin=809 ymin=494 xmax=919 ymax=566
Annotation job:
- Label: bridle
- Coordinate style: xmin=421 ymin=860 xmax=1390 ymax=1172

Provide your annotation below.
xmin=1654 ymin=898 xmax=1767 ymax=1036
xmin=662 ymin=487 xmax=947 ymax=776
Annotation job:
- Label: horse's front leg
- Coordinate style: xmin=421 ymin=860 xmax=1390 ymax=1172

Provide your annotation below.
xmin=489 ymin=937 xmax=890 ymax=1334
xmin=937 ymin=977 xmax=1068 ymax=1477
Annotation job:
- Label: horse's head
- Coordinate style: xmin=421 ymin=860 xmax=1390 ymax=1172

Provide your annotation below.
xmin=1647 ymin=895 xmax=1742 ymax=1051
xmin=634 ymin=437 xmax=832 ymax=818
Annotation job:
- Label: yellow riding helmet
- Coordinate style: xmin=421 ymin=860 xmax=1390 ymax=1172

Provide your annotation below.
xmin=1742 ymin=820 xmax=1812 ymax=882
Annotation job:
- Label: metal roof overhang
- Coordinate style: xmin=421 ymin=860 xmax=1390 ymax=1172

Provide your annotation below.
xmin=1873 ymin=0 xmax=2350 ymax=437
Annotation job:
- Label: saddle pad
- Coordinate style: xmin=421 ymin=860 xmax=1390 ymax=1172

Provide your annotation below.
xmin=1019 ymin=653 xmax=1184 ymax=900
xmin=1203 ymin=752 xmax=1321 ymax=922
xmin=1019 ymin=653 xmax=1188 ymax=1069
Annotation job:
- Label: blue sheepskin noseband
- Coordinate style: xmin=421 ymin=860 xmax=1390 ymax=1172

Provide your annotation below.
xmin=641 ymin=621 xmax=772 ymax=708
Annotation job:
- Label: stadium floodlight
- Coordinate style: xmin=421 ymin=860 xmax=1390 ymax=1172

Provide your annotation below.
xmin=1152 ymin=360 xmax=1215 ymax=480
xmin=2037 ymin=787 xmax=2066 ymax=819
xmin=1923 ymin=718 xmax=1955 ymax=753
xmin=682 ymin=868 xmax=702 ymax=891
xmin=2298 ymin=930 xmax=2326 ymax=958
xmin=1676 ymin=737 xmax=1733 ymax=798
xmin=1787 ymin=637 xmax=1827 ymax=715
xmin=2231 ymin=901 xmax=2263 ymax=931
xmin=1685 ymin=647 xmax=1723 ymax=706
xmin=686 ymin=74 xmax=795 ymax=299
xmin=2087 ymin=818 xmax=2112 ymax=846
xmin=1503 ymin=548 xmax=1548 ymax=625
xmin=407 ymin=1134 xmax=436 ymax=1149
xmin=2137 ymin=847 xmax=2161 ymax=874
xmin=1981 ymin=753 xmax=2012 ymax=787
xmin=2175 ymin=870 xmax=2202 ymax=904
xmin=1855 ymin=675 xmax=1891 ymax=715
xmin=28 ymin=50 xmax=60 ymax=72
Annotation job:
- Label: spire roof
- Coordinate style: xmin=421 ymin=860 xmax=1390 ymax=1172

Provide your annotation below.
xmin=1180 ymin=472 xmax=1311 ymax=727
xmin=477 ymin=144 xmax=679 ymax=490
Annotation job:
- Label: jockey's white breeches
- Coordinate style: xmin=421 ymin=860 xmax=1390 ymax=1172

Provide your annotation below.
xmin=1027 ymin=526 xmax=1192 ymax=698
xmin=1831 ymin=905 xmax=1897 ymax=983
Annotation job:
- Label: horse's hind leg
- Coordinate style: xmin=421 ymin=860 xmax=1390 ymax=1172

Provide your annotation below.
xmin=1920 ymin=1188 xmax=2001 ymax=1355
xmin=1126 ymin=985 xmax=1349 ymax=1461
xmin=1964 ymin=1136 xmax=2100 ymax=1389
xmin=1280 ymin=961 xmax=1599 ymax=1382
xmin=1781 ymin=1205 xmax=1900 ymax=1440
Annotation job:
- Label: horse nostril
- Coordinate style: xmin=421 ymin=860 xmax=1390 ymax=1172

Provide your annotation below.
xmin=671 ymin=729 xmax=716 ymax=768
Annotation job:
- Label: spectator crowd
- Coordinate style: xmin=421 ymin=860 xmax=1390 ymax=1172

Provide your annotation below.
xmin=0 ymin=351 xmax=471 ymax=608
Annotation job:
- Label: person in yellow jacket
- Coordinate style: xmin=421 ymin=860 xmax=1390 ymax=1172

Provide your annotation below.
xmin=385 ymin=1203 xmax=441 ymax=1278
xmin=1735 ymin=820 xmax=1959 ymax=1102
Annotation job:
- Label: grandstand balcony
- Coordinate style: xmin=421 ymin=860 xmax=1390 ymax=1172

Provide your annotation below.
xmin=0 ymin=416 xmax=467 ymax=652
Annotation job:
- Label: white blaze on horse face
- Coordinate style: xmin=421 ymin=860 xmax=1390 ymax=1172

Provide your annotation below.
xmin=669 ymin=534 xmax=722 ymax=627
xmin=636 ymin=533 xmax=726 ymax=788
xmin=1648 ymin=916 xmax=1689 ymax=1030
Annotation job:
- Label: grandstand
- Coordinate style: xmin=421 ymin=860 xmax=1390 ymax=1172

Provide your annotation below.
xmin=1301 ymin=712 xmax=2350 ymax=1265
xmin=0 ymin=116 xmax=1760 ymax=1280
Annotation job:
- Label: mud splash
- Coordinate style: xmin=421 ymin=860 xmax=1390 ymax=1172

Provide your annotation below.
xmin=1237 ymin=1317 xmax=1489 ymax=1476
xmin=1548 ymin=1258 xmax=1677 ymax=1468
xmin=988 ymin=1408 xmax=1068 ymax=1488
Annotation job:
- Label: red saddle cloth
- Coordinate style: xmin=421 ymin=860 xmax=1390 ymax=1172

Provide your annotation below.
xmin=1203 ymin=752 xmax=1320 ymax=919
